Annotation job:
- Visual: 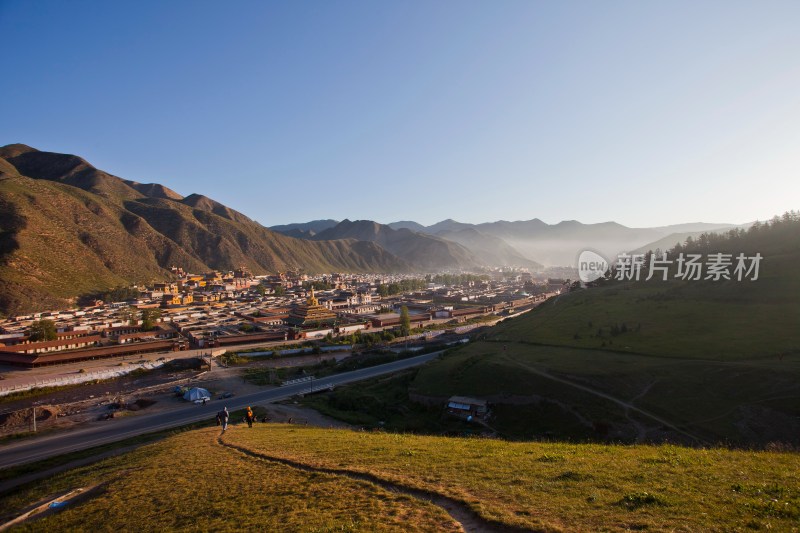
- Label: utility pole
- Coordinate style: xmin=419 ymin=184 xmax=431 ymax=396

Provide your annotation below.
xmin=32 ymin=406 xmax=36 ymax=433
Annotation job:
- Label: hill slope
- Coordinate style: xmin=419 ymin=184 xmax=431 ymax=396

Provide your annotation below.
xmin=0 ymin=145 xmax=407 ymax=314
xmin=2 ymin=425 xmax=797 ymax=531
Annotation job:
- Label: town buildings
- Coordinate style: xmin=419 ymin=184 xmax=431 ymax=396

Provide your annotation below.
xmin=0 ymin=267 xmax=557 ymax=367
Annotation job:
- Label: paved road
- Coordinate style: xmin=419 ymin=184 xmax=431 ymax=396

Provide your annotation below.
xmin=0 ymin=351 xmax=442 ymax=470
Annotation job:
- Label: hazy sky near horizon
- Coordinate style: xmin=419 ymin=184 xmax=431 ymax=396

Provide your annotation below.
xmin=2 ymin=1 xmax=799 ymax=228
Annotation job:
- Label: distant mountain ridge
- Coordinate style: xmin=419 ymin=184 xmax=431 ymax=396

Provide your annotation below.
xmin=270 ymin=219 xmax=340 ymax=237
xmin=275 ymin=215 xmax=742 ymax=267
xmin=433 ymin=227 xmax=541 ymax=269
xmin=378 ymin=218 xmax=741 ymax=266
xmin=275 ymin=218 xmax=542 ymax=269
xmin=0 ymin=144 xmax=408 ymax=314
xmin=310 ymin=219 xmax=481 ymax=271
xmin=276 ymin=216 xmax=549 ymax=268
xmin=386 ymin=220 xmax=427 ymax=233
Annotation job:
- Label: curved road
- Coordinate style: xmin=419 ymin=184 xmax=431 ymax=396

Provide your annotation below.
xmin=0 ymin=351 xmax=442 ymax=470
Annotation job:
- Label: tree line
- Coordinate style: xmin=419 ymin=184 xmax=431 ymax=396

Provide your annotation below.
xmin=671 ymin=210 xmax=800 ymax=256
xmin=427 ymin=273 xmax=489 ymax=286
xmin=377 ymin=279 xmax=427 ymax=297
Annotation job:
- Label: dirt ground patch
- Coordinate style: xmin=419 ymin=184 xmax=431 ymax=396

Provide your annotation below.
xmin=130 ymin=398 xmax=157 ymax=410
xmin=0 ymin=373 xmax=196 ymax=437
xmin=0 ymin=405 xmax=60 ymax=432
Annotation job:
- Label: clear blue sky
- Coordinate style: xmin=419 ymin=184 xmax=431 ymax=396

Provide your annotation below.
xmin=2 ymin=1 xmax=799 ymax=228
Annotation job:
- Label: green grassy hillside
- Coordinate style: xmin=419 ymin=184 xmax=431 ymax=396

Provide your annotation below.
xmin=2 ymin=425 xmax=797 ymax=531
xmin=410 ymin=343 xmax=800 ymax=445
xmin=492 ymin=252 xmax=799 ymax=360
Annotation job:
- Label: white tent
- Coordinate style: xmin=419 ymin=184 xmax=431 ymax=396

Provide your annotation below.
xmin=183 ymin=387 xmax=211 ymax=402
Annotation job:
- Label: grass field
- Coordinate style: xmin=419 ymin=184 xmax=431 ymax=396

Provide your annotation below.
xmin=2 ymin=424 xmax=798 ymax=532
xmin=410 ymin=342 xmax=800 ymax=444
xmin=1 ymin=427 xmax=458 ymax=532
xmin=491 ymin=251 xmax=800 ymax=361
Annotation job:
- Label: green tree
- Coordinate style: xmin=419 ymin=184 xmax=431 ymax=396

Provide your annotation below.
xmin=273 ymin=285 xmax=285 ymax=297
xmin=29 ymin=319 xmax=57 ymax=341
xmin=399 ymin=306 xmax=411 ymax=337
xmin=141 ymin=308 xmax=161 ymax=331
xmin=118 ymin=307 xmax=138 ymax=326
xmin=99 ymin=286 xmax=139 ymax=303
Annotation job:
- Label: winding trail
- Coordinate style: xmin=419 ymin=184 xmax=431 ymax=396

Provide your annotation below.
xmin=502 ymin=355 xmax=708 ymax=445
xmin=628 ymin=379 xmax=659 ymax=404
xmin=626 ymin=379 xmax=660 ymax=441
xmin=216 ymin=435 xmax=536 ymax=533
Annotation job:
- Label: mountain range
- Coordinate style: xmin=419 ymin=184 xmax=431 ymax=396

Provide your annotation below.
xmin=310 ymin=220 xmax=484 ymax=271
xmin=272 ymin=218 xmax=741 ymax=267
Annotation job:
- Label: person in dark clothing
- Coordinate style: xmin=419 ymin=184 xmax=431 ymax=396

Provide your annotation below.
xmin=218 ymin=407 xmax=229 ymax=432
xmin=245 ymin=406 xmax=254 ymax=428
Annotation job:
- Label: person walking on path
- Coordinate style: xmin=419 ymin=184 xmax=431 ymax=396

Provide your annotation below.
xmin=218 ymin=407 xmax=229 ymax=432
xmin=245 ymin=406 xmax=254 ymax=428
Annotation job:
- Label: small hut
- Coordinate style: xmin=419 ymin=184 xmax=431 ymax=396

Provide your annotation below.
xmin=446 ymin=396 xmax=488 ymax=419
